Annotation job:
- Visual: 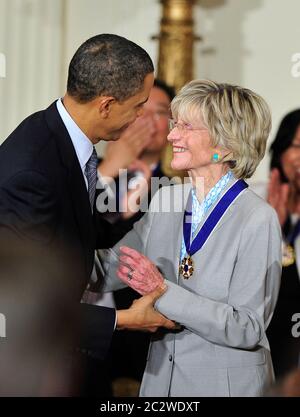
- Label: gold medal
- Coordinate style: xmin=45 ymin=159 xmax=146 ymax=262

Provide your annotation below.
xmin=282 ymin=242 xmax=295 ymax=267
xmin=179 ymin=255 xmax=194 ymax=279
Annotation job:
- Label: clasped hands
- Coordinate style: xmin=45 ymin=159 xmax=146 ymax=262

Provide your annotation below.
xmin=116 ymin=246 xmax=178 ymax=332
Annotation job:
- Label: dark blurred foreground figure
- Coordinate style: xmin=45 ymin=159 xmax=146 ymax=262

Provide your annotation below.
xmin=0 ymin=241 xmax=78 ymax=396
xmin=267 ymin=367 xmax=300 ymax=397
xmin=267 ymin=109 xmax=300 ymax=379
xmin=0 ymin=33 xmax=176 ymax=395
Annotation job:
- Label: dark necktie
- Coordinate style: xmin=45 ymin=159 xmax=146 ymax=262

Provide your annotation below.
xmin=85 ymin=147 xmax=98 ymax=211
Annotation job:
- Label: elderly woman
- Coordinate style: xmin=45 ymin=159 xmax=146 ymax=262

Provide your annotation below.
xmin=102 ymin=80 xmax=282 ymax=397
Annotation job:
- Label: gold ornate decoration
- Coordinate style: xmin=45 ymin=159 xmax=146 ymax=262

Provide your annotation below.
xmin=153 ymin=0 xmax=201 ymax=179
xmin=282 ymin=241 xmax=295 ymax=268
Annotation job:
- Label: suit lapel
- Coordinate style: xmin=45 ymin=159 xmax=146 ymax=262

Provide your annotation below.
xmin=44 ymin=102 xmax=95 ymax=275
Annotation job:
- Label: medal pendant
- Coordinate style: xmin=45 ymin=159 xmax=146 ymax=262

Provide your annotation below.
xmin=179 ymin=255 xmax=194 ymax=279
xmin=282 ymin=242 xmax=295 ymax=268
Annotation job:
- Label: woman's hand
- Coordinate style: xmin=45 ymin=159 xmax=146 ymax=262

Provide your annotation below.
xmin=117 ymin=246 xmax=165 ymax=295
xmin=267 ymin=168 xmax=290 ymax=227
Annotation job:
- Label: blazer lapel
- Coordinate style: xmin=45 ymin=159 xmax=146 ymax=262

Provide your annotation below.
xmin=174 ymin=178 xmax=246 ymax=267
xmin=44 ymin=102 xmax=95 ymax=275
xmin=172 ymin=211 xmax=185 ymax=282
xmin=172 ymin=183 xmax=190 ymax=281
xmin=194 ymin=177 xmax=245 ymax=242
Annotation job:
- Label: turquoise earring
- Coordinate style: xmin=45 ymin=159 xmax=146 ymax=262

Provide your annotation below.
xmin=212 ymin=153 xmax=219 ymax=163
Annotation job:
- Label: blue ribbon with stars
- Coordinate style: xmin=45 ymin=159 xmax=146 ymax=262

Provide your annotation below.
xmin=183 ymin=179 xmax=248 ymax=260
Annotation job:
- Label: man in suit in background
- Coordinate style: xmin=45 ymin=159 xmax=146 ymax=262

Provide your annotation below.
xmin=0 ymin=34 xmax=175 ymax=395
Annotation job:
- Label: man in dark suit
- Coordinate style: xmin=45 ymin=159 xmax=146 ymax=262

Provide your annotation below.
xmin=0 ymin=34 xmax=175 ymax=395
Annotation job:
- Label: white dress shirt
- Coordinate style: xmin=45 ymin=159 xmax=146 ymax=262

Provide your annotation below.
xmin=56 ymin=98 xmax=93 ymax=190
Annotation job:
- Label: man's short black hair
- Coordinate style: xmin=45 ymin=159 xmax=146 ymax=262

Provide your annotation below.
xmin=154 ymin=79 xmax=175 ymax=102
xmin=67 ymin=34 xmax=154 ymax=103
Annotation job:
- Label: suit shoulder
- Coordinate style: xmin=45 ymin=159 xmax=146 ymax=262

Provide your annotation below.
xmin=0 ymin=106 xmax=59 ymax=180
xmin=237 ymin=187 xmax=279 ymax=223
xmin=2 ymin=108 xmax=50 ymax=149
xmin=149 ymin=182 xmax=190 ymax=213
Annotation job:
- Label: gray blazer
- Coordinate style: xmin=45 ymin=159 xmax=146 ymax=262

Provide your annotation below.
xmin=103 ymin=178 xmax=282 ymax=397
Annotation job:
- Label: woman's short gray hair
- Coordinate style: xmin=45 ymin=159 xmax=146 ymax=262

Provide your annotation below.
xmin=171 ymin=79 xmax=272 ymax=178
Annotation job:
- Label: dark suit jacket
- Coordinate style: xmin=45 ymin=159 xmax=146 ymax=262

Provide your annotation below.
xmin=0 ymin=101 xmax=127 ymax=361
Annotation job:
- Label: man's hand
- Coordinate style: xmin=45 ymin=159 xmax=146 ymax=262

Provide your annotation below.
xmin=267 ymin=168 xmax=290 ymax=226
xmin=116 ymin=285 xmax=177 ymax=332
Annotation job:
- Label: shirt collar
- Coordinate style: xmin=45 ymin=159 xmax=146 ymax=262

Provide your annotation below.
xmin=56 ymin=98 xmax=94 ymax=170
xmin=192 ymin=170 xmax=234 ymax=219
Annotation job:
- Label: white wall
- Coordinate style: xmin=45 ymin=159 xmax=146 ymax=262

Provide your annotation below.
xmin=62 ymin=0 xmax=160 ymax=156
xmin=0 ymin=0 xmax=64 ymax=141
xmin=1 ymin=0 xmax=300 ymax=183
xmin=63 ymin=0 xmax=160 ymax=78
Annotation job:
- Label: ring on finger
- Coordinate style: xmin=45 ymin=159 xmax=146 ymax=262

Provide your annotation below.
xmin=127 ymin=270 xmax=133 ymax=281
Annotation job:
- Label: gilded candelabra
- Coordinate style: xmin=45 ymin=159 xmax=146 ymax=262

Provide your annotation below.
xmin=153 ymin=0 xmax=200 ymax=178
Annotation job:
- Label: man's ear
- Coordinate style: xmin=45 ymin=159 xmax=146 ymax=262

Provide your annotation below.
xmin=98 ymin=96 xmax=116 ymax=118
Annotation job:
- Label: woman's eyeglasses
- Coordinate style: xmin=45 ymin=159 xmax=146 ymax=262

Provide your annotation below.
xmin=168 ymin=119 xmax=208 ymax=133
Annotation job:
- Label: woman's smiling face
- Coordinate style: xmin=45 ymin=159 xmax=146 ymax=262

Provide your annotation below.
xmin=167 ymin=114 xmax=223 ymax=172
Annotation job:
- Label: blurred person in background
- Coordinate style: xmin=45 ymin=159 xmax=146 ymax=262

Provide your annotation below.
xmin=266 ymin=109 xmax=300 ymax=379
xmin=97 ymin=79 xmax=176 ymax=226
